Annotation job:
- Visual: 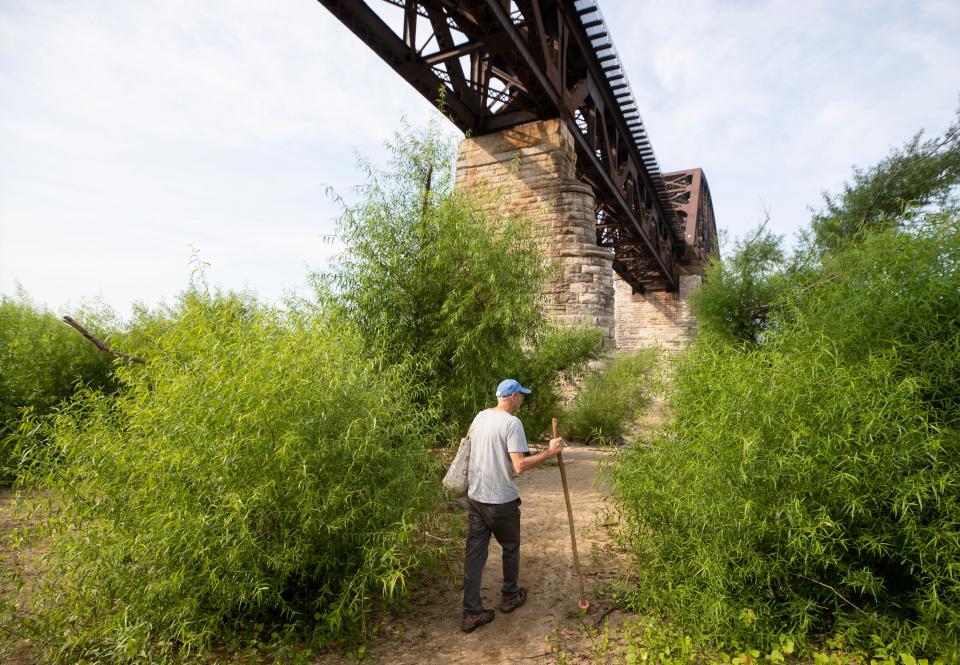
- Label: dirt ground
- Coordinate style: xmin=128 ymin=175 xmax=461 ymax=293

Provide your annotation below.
xmin=325 ymin=443 xmax=629 ymax=665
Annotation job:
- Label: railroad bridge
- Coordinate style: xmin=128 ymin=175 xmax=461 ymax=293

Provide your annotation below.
xmin=319 ymin=0 xmax=717 ymax=349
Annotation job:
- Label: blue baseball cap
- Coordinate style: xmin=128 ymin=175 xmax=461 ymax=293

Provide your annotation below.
xmin=495 ymin=379 xmax=532 ymax=398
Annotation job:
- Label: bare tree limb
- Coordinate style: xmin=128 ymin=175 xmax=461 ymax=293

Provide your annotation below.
xmin=421 ymin=163 xmax=433 ymax=219
xmin=61 ymin=316 xmax=146 ymax=364
xmin=793 ymin=573 xmax=900 ymax=637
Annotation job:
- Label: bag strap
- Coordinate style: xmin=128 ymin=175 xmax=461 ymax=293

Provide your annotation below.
xmin=465 ymin=413 xmax=480 ymax=441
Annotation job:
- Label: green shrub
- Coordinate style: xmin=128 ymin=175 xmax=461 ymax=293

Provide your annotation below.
xmin=0 ymin=293 xmax=116 ymax=480
xmin=564 ymin=348 xmax=659 ymax=442
xmin=794 ymin=212 xmax=960 ymax=425
xmin=319 ymin=123 xmax=602 ymax=443
xmin=689 ymin=227 xmax=787 ymax=344
xmin=615 ymin=342 xmax=958 ymax=651
xmin=612 ymin=215 xmax=960 ymax=657
xmin=515 ymin=325 xmax=605 ymax=441
xmin=14 ymin=289 xmax=441 ymax=661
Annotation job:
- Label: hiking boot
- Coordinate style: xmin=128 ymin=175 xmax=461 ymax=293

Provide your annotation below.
xmin=461 ymin=609 xmax=495 ymax=633
xmin=499 ymin=588 xmax=527 ymax=613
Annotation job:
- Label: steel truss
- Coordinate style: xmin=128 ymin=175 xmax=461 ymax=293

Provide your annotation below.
xmin=662 ymin=169 xmax=717 ymax=273
xmin=318 ymin=0 xmax=717 ymax=291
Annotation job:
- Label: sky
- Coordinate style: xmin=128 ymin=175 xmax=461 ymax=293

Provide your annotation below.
xmin=1 ymin=0 xmax=958 ymax=320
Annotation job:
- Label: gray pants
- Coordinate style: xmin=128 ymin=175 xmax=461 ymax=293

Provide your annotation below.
xmin=463 ymin=497 xmax=521 ymax=615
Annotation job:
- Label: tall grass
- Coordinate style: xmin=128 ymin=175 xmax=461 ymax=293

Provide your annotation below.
xmin=564 ymin=349 xmax=659 ymax=443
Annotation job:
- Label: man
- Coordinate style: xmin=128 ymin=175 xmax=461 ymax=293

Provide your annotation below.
xmin=461 ymin=378 xmax=565 ymax=633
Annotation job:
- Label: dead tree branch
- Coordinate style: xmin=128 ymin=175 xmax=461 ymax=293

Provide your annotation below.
xmin=61 ymin=316 xmax=146 ymax=364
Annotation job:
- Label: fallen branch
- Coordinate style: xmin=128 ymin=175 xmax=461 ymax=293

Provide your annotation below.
xmin=792 ymin=573 xmax=899 ymax=637
xmin=61 ymin=316 xmax=146 ymax=364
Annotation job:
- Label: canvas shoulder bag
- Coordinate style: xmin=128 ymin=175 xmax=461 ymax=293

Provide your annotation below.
xmin=442 ymin=420 xmax=476 ymax=495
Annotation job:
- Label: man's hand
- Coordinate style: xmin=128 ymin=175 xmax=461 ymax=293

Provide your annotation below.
xmin=548 ymin=437 xmax=565 ymax=456
xmin=512 ymin=438 xmax=566 ymax=474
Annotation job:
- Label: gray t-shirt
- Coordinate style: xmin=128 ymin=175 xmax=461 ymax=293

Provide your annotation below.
xmin=467 ymin=408 xmax=529 ymax=504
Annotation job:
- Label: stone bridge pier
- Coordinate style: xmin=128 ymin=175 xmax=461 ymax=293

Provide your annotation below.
xmin=455 ymin=118 xmax=698 ymax=351
xmin=456 ymin=119 xmax=616 ymax=346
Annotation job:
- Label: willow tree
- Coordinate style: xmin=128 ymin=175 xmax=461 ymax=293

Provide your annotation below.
xmin=318 ymin=123 xmax=601 ymax=442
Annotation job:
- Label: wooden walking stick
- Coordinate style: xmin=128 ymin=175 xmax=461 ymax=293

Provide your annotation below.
xmin=553 ymin=417 xmax=590 ymax=611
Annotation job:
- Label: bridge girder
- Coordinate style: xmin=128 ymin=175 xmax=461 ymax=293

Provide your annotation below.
xmin=662 ymin=168 xmax=718 ymax=274
xmin=318 ymin=0 xmax=716 ymax=291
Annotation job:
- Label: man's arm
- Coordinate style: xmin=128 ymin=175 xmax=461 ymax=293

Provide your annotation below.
xmin=511 ymin=437 xmax=565 ymax=475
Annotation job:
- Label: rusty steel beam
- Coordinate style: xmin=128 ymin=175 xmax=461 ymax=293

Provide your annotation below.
xmin=316 ymin=0 xmax=481 ymax=124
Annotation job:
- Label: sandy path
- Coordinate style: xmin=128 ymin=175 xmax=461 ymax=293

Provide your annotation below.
xmin=336 ymin=444 xmax=619 ymax=664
